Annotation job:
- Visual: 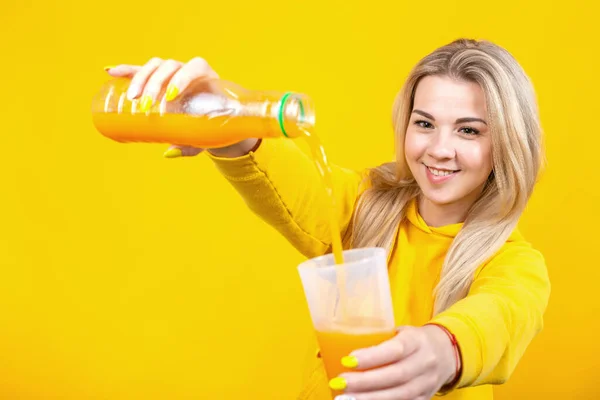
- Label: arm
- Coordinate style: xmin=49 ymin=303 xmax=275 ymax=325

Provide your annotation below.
xmin=105 ymin=58 xmax=363 ymax=258
xmin=206 ymin=138 xmax=363 ymax=258
xmin=429 ymin=245 xmax=551 ymax=390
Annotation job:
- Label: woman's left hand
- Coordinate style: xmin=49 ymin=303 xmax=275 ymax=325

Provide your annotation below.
xmin=330 ymin=325 xmax=460 ymax=400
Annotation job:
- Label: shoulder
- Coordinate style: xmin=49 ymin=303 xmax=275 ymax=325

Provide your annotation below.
xmin=356 ymin=161 xmax=405 ymax=197
xmin=476 ymin=229 xmax=547 ymax=275
xmin=470 ymin=230 xmax=551 ymax=312
xmin=474 ymin=230 xmax=550 ymax=289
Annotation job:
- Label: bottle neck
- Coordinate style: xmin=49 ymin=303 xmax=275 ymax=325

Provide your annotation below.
xmin=277 ymin=92 xmax=314 ymax=138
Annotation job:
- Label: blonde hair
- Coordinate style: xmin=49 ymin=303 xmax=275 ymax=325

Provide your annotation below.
xmin=344 ymin=38 xmax=543 ymax=314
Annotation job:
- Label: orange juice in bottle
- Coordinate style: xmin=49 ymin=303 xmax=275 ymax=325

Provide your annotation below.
xmin=92 ymin=77 xmax=313 ymax=147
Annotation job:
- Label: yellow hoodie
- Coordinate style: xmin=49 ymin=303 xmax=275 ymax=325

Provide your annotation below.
xmin=208 ymin=139 xmax=551 ymax=400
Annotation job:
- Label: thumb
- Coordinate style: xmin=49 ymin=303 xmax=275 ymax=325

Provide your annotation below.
xmin=163 ymin=145 xmax=205 ymax=158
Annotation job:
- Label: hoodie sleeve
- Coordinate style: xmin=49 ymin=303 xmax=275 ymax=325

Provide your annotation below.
xmin=206 ymin=138 xmax=363 ymax=258
xmin=429 ymin=245 xmax=551 ymax=391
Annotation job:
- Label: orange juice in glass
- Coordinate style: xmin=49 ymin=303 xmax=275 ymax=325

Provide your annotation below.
xmin=297 ymin=248 xmax=396 ymax=397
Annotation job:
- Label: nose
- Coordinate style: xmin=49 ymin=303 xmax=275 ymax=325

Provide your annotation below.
xmin=426 ymin=130 xmax=455 ymax=160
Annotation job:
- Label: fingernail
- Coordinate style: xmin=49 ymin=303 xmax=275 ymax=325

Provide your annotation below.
xmin=329 ymin=377 xmax=347 ymax=391
xmin=104 ymin=65 xmax=117 ymax=71
xmin=163 ymin=148 xmax=183 ymax=158
xmin=127 ymin=85 xmax=140 ymax=101
xmin=140 ymin=95 xmax=153 ymax=112
xmin=341 ymin=356 xmax=358 ymax=368
xmin=335 ymin=396 xmax=356 ymax=400
xmin=165 ymin=84 xmax=179 ymax=101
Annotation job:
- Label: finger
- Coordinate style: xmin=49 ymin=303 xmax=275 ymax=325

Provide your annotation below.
xmin=338 ymin=373 xmax=434 ymax=400
xmin=339 ymin=351 xmax=428 ymax=393
xmin=165 ymin=57 xmax=219 ymax=102
xmin=141 ymin=59 xmax=183 ymax=109
xmin=126 ymin=57 xmax=163 ymax=101
xmin=163 ymin=145 xmax=204 ymax=158
xmin=104 ymin=65 xmax=141 ymax=77
xmin=346 ymin=327 xmax=420 ymax=370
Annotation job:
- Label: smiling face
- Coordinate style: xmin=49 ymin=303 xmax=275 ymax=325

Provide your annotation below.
xmin=404 ymin=75 xmax=493 ymax=224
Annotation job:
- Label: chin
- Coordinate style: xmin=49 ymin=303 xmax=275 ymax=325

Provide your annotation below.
xmin=421 ymin=192 xmax=462 ymax=207
xmin=413 ymin=177 xmax=457 ymax=205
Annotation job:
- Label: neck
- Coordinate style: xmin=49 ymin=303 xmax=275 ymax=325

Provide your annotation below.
xmin=418 ymin=196 xmax=472 ymax=227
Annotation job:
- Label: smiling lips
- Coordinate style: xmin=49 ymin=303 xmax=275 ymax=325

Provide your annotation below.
xmin=424 ymin=164 xmax=460 ymax=183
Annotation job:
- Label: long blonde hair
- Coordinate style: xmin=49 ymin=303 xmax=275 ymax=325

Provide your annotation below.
xmin=345 ymin=39 xmax=543 ymax=314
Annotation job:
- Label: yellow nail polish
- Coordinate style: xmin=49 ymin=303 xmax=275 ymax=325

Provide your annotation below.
xmin=163 ymin=148 xmax=183 ymax=158
xmin=140 ymin=95 xmax=153 ymax=112
xmin=104 ymin=65 xmax=117 ymax=71
xmin=165 ymin=84 xmax=179 ymax=101
xmin=341 ymin=356 xmax=358 ymax=368
xmin=329 ymin=377 xmax=347 ymax=391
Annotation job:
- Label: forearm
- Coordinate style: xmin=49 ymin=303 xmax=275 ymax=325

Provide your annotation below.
xmin=207 ymin=138 xmax=362 ymax=257
xmin=429 ymin=248 xmax=550 ymax=389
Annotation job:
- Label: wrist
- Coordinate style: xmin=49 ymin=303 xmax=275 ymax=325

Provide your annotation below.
xmin=425 ymin=323 xmax=462 ymax=387
xmin=207 ymin=138 xmax=260 ymax=158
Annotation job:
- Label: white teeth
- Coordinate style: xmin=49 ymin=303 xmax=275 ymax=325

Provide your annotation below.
xmin=427 ymin=167 xmax=455 ymax=176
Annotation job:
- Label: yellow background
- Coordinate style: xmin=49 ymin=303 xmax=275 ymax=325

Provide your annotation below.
xmin=1 ymin=0 xmax=598 ymax=398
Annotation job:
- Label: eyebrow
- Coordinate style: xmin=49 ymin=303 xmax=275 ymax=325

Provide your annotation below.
xmin=412 ymin=109 xmax=487 ymax=125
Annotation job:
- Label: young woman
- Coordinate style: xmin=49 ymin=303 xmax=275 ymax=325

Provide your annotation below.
xmin=106 ymin=38 xmax=551 ymax=400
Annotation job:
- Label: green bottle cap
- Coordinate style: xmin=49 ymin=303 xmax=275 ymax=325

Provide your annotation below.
xmin=278 ymin=92 xmax=306 ymax=138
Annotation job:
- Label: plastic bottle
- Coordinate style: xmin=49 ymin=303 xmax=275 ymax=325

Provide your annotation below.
xmin=91 ymin=77 xmax=315 ymax=148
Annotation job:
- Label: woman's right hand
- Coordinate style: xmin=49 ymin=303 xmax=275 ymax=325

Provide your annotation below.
xmin=105 ymin=57 xmax=259 ymax=158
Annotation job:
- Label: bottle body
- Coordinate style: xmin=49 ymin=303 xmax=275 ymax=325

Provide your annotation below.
xmin=91 ymin=78 xmax=315 ymax=148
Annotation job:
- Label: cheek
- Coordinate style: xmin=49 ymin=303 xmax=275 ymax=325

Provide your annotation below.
xmin=404 ymin=129 xmax=426 ymax=163
xmin=459 ymin=140 xmax=493 ymax=173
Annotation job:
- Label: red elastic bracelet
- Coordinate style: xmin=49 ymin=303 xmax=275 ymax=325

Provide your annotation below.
xmin=426 ymin=323 xmax=461 ymax=387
